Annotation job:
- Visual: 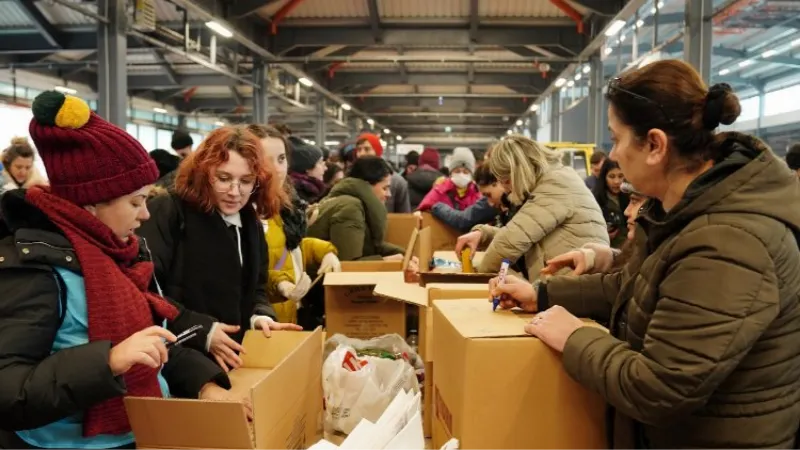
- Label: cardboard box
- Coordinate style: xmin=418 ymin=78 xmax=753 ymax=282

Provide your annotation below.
xmin=423 ymin=361 xmax=434 ymax=438
xmin=386 ymin=213 xmax=419 ymax=249
xmin=373 ymin=282 xmax=489 ymax=363
xmin=431 ymin=299 xmax=606 ymax=449
xmin=418 ymin=227 xmax=495 ymax=286
xmin=420 ymin=213 xmax=460 ymax=252
xmin=125 ymin=329 xmax=323 ymax=449
xmin=324 ymin=270 xmax=410 ymax=339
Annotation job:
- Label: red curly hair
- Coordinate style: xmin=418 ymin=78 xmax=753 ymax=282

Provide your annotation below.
xmin=175 ymin=126 xmax=285 ymax=218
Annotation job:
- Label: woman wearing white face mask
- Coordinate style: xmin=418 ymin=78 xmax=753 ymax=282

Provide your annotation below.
xmin=416 ymin=147 xmax=482 ymax=212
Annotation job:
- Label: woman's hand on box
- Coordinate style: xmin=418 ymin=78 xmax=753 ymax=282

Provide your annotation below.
xmin=199 ymin=383 xmax=254 ymax=421
xmin=488 ymin=274 xmax=538 ymax=312
xmin=454 ymin=230 xmax=481 ymax=259
xmin=523 ymin=306 xmax=585 ymax=353
xmin=254 ymin=317 xmax=303 ymax=338
xmin=209 ymin=323 xmax=245 ymax=372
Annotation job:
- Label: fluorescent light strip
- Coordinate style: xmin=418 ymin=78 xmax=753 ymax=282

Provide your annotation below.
xmin=205 ymin=21 xmax=233 ymax=38
xmin=604 ymin=20 xmax=625 ymax=37
xmin=153 ymin=107 xmax=167 ymax=114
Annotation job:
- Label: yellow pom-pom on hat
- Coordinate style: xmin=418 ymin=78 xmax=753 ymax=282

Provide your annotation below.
xmin=31 ymin=90 xmax=91 ymax=129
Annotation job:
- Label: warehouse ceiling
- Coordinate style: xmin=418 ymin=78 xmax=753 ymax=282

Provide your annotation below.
xmin=0 ymin=0 xmax=627 ymax=146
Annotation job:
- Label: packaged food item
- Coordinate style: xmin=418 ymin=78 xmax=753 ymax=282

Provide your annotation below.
xmin=460 ymin=248 xmax=474 ymax=273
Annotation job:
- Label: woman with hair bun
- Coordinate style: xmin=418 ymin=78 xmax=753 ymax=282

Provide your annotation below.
xmin=492 ymin=59 xmax=800 ymax=448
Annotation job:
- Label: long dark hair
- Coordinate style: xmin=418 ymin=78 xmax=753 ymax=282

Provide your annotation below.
xmin=593 ymin=159 xmax=629 ymax=231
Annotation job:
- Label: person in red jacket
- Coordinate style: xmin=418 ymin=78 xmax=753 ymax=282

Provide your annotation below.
xmin=417 ymin=147 xmax=481 ymax=212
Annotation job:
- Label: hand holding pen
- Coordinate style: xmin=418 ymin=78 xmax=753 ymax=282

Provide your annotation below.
xmin=109 ymin=326 xmax=177 ymax=376
xmin=488 ymin=273 xmax=539 ymax=313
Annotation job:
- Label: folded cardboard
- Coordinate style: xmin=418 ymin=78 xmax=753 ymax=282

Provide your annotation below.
xmin=431 ymin=299 xmax=606 ymax=449
xmin=418 ymin=227 xmax=495 ymax=286
xmin=324 ymin=270 xmax=409 ymax=340
xmin=125 ymin=329 xmax=323 ymax=450
xmin=419 ymin=213 xmax=460 ymax=252
xmin=372 ymin=282 xmax=488 ymax=363
xmin=386 ymin=213 xmax=419 ymax=250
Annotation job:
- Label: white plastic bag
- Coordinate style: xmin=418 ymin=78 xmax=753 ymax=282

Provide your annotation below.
xmin=322 ymin=334 xmax=422 ymax=435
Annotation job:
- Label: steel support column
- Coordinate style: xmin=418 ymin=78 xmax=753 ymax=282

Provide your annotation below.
xmin=550 ymin=91 xmax=561 ymax=141
xmin=756 ymin=83 xmax=765 ymax=138
xmin=684 ymin=0 xmax=712 ymax=83
xmin=252 ymin=61 xmax=269 ymax=124
xmin=315 ymin=100 xmax=327 ymax=147
xmin=96 ymin=0 xmax=127 ymax=126
xmin=588 ymin=56 xmax=604 ymax=147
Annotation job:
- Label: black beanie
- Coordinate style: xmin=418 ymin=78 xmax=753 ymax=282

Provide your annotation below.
xmin=149 ymin=149 xmax=180 ymax=179
xmin=171 ymin=130 xmax=193 ymax=150
xmin=288 ymin=136 xmax=323 ymax=174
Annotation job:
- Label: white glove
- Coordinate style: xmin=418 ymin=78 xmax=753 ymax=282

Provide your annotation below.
xmin=287 ymin=272 xmax=312 ymax=301
xmin=319 ymin=252 xmax=341 ymax=273
xmin=277 ymin=281 xmax=295 ymax=299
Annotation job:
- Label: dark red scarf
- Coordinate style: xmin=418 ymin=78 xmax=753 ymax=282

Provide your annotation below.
xmin=25 ymin=186 xmax=179 ymax=437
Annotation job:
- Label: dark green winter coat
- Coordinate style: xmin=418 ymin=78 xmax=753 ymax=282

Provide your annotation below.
xmin=541 ymin=133 xmax=800 ymax=448
xmin=307 ymin=177 xmax=404 ymax=261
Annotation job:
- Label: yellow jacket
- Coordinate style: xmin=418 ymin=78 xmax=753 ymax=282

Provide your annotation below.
xmin=265 ymin=214 xmax=336 ymax=323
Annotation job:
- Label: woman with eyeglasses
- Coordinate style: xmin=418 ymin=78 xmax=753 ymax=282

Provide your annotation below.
xmin=492 ymin=59 xmax=800 ymax=448
xmin=138 ymin=126 xmax=301 ymax=372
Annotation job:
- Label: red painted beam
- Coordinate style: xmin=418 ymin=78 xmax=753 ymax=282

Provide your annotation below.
xmin=271 ymin=0 xmax=306 ymax=35
xmin=550 ymin=0 xmax=585 ymax=34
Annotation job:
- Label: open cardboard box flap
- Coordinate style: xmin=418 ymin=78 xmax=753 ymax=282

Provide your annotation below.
xmin=323 ymin=271 xmax=405 ymax=287
xmin=126 ymin=328 xmax=323 ymax=450
xmin=418 ymin=227 xmax=495 ymax=285
xmin=373 ymin=282 xmax=490 ymax=308
xmin=433 ymin=298 xmax=534 ymax=338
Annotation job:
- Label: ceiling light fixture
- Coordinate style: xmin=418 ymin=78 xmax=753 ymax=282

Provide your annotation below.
xmin=205 ymin=21 xmax=233 ymax=38
xmin=153 ymin=107 xmax=167 ymax=114
xmin=604 ymin=20 xmax=625 ymax=37
xmin=719 ymin=68 xmax=731 ymax=76
xmin=554 ymin=78 xmax=566 ymax=87
xmin=54 ymin=85 xmax=76 ymax=95
xmin=299 ymin=77 xmax=313 ymax=87
xmin=341 ymin=103 xmax=352 ymax=111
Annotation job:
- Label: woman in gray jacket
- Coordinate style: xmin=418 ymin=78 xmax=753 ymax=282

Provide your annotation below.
xmin=455 ymin=136 xmax=609 ymax=280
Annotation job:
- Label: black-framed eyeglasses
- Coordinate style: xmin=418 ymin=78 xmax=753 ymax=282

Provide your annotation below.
xmin=607 ymin=77 xmax=674 ymax=125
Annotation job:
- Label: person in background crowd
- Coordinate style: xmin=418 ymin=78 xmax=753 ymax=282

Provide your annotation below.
xmin=439 ymin=166 xmax=450 ymax=177
xmin=455 ymin=136 xmax=608 ymax=281
xmin=1 ymin=137 xmax=47 ymax=192
xmin=0 ymin=91 xmax=236 ymax=449
xmin=337 ymin=141 xmax=355 ymax=170
xmin=593 ymin=159 xmax=629 ymax=249
xmin=272 ymin=123 xmax=292 ymax=138
xmin=308 ymin=156 xmax=413 ymax=264
xmin=403 ymin=151 xmax=419 ymax=178
xmin=541 ymin=181 xmax=648 ymax=277
xmin=171 ymin=130 xmax=193 ymax=159
xmin=355 ymin=133 xmax=411 ymax=213
xmin=584 ymin=151 xmax=607 ymax=190
xmin=247 ymin=124 xmax=341 ymax=329
xmin=138 ymin=126 xmax=301 ymax=373
xmin=428 ymin=165 xmax=503 ymax=232
xmin=492 ymin=59 xmax=800 ymax=449
xmin=287 ymin=136 xmax=326 ymax=205
xmin=786 ymin=142 xmax=800 ymax=177
xmin=149 ymin=149 xmax=181 ymax=196
xmin=323 ymin=162 xmax=344 ymax=193
xmin=406 ymin=147 xmax=442 ymax=210
xmin=418 ymin=147 xmax=481 ymax=212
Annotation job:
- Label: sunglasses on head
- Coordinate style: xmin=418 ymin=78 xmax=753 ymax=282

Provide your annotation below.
xmin=607 ymin=77 xmax=674 ymax=125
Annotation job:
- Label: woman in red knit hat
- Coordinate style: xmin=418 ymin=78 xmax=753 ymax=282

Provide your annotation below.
xmin=0 ymin=91 xmax=237 ymax=449
xmin=138 ymin=126 xmax=302 ymax=372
